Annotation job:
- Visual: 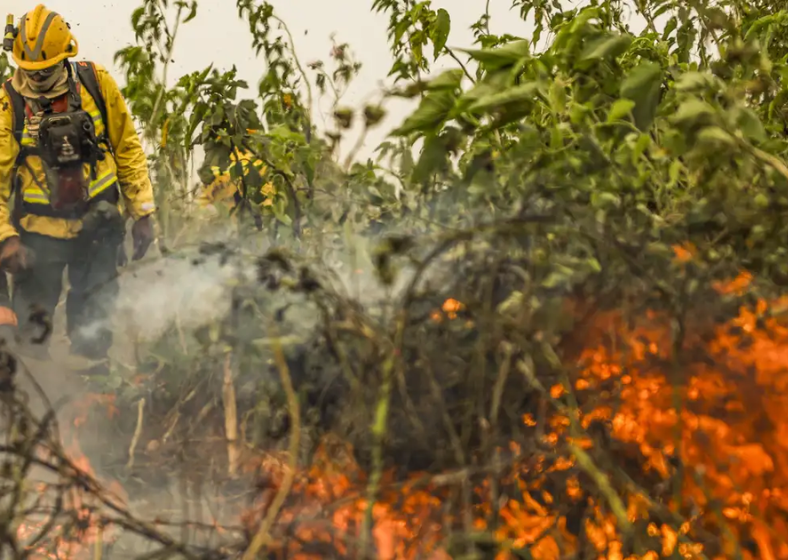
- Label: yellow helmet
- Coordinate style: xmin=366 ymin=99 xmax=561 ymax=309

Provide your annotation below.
xmin=12 ymin=5 xmax=78 ymax=71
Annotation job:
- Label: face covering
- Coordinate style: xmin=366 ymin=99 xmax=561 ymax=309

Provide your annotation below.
xmin=12 ymin=63 xmax=69 ymax=99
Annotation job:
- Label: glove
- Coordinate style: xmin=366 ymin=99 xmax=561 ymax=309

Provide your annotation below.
xmin=0 ymin=237 xmax=27 ymax=273
xmin=131 ymin=216 xmax=154 ymax=261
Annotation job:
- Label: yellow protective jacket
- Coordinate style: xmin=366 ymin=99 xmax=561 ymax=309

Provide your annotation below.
xmin=0 ymin=62 xmax=155 ymax=242
xmin=195 ymin=149 xmax=267 ymax=209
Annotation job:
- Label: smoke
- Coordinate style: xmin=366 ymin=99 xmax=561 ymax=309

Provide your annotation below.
xmin=115 ymin=251 xmax=247 ymax=342
xmin=109 ymin=208 xmax=442 ymax=354
xmin=6 ymin=180 xmax=483 ymax=555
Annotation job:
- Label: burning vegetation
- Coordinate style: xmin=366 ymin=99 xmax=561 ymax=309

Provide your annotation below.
xmin=4 ymin=0 xmax=788 ymax=557
xmin=4 ymin=239 xmax=788 ymax=559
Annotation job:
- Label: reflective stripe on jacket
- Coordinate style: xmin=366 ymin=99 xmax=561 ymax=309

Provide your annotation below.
xmin=0 ymin=62 xmax=155 ymax=241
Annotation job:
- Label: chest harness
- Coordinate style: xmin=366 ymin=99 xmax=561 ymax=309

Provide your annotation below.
xmin=2 ymin=61 xmax=118 ymax=220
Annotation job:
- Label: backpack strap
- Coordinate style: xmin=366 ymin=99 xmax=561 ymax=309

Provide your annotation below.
xmin=73 ymin=61 xmax=114 ymax=157
xmin=2 ymin=79 xmax=30 ymax=230
xmin=2 ymin=79 xmax=26 ymax=150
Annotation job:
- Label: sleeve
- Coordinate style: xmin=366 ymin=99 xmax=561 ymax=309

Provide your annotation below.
xmin=0 ymin=91 xmax=19 ymax=243
xmin=94 ymin=63 xmax=155 ymax=220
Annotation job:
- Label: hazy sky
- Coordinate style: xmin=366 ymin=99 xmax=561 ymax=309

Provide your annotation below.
xmin=3 ymin=1 xmax=545 ymax=160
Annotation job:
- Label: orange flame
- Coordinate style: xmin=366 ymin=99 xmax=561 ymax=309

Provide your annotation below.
xmin=238 ymin=272 xmax=788 ymax=558
xmin=20 ymin=271 xmax=788 ymax=559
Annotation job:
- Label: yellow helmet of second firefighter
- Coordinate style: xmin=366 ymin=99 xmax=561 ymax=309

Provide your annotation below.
xmin=12 ymin=4 xmax=78 ymax=71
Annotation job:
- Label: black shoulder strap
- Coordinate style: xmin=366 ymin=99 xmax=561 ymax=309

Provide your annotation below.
xmin=2 ymin=79 xmax=25 ymax=148
xmin=74 ymin=62 xmax=111 ymax=149
xmin=2 ymin=79 xmax=27 ymax=229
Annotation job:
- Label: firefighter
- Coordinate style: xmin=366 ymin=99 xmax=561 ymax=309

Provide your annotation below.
xmin=195 ymin=149 xmax=267 ymax=212
xmin=0 ymin=5 xmax=156 ymax=374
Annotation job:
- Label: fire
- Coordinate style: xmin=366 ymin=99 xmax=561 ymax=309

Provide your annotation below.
xmin=13 ymin=391 xmax=124 ymax=559
xmin=565 ymin=282 xmax=788 ymax=558
xmin=237 ymin=273 xmax=788 ymax=558
xmin=431 ymin=297 xmax=466 ymax=323
xmin=13 ymin=269 xmax=788 ymax=558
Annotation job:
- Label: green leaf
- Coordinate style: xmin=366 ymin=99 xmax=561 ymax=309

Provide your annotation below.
xmin=620 ymin=62 xmax=663 ymax=130
xmin=541 ymin=263 xmax=576 ymax=288
xmin=267 ymin=125 xmax=306 ymax=145
xmin=579 ymin=135 xmax=610 ymax=170
xmin=131 ymin=7 xmax=145 ymax=33
xmin=497 ymin=291 xmax=524 ymax=314
xmin=671 ymin=99 xmax=715 ymax=126
xmin=668 ymin=159 xmax=683 ymax=187
xmin=733 ymin=106 xmax=767 ymax=143
xmin=488 ymin=105 xmax=535 ymax=128
xmin=466 ymin=82 xmax=540 ymax=114
xmin=548 ymin=82 xmax=567 ymax=113
xmin=541 ymin=271 xmax=568 ymax=289
xmin=457 ymin=40 xmax=530 ymax=70
xmin=578 ymin=34 xmax=632 ymax=65
xmin=569 ymin=103 xmax=590 ymax=125
xmin=607 ymin=98 xmax=635 ymax=122
xmin=591 ymin=191 xmax=621 ymax=209
xmin=585 ymin=257 xmax=602 ymax=273
xmin=426 ymin=69 xmax=464 ymax=91
xmin=675 ymin=21 xmax=698 ymax=64
xmin=431 ymin=9 xmax=451 ymax=60
xmin=364 ymin=104 xmax=387 ymax=127
xmin=632 ymin=133 xmax=651 ymax=161
xmin=390 ymin=81 xmax=429 ymax=99
xmin=243 ymin=160 xmax=264 ymax=191
xmin=392 ymin=91 xmax=456 ymax=136
xmin=182 ymin=1 xmax=198 ymax=23
xmin=662 ymin=16 xmax=678 ymax=40
xmin=744 ymin=13 xmax=788 ymax=41
xmin=696 ymin=126 xmax=735 ymax=148
xmin=412 ymin=134 xmax=447 ymax=183
xmin=453 ymin=70 xmax=512 ymax=112
xmin=272 ymin=196 xmax=292 ymax=225
xmin=674 ymin=71 xmax=718 ymax=92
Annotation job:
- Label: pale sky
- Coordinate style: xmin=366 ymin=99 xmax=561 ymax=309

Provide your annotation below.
xmin=2 ymin=1 xmax=542 ymax=161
